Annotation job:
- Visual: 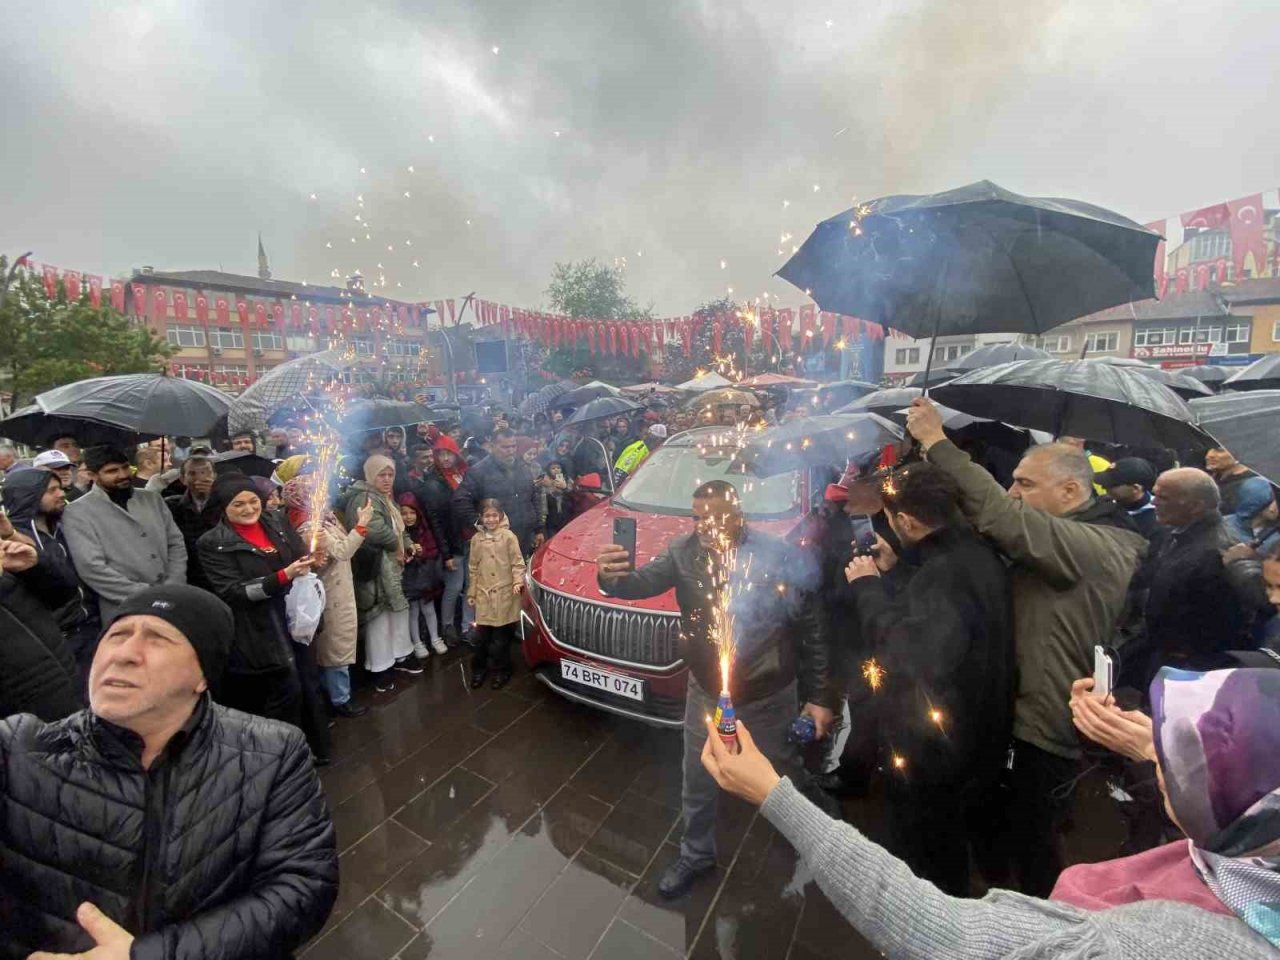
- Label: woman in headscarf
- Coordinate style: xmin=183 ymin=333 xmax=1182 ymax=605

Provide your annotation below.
xmin=283 ymin=462 xmax=372 ymax=719
xmin=344 ymin=454 xmax=418 ymax=691
xmin=197 ymin=475 xmax=332 ymax=763
xmin=699 ymin=665 xmax=1280 ymax=959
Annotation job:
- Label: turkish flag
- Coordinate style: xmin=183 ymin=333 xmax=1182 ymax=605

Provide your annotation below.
xmin=173 ymin=291 xmax=189 ymax=321
xmin=821 ymin=311 xmax=836 ymax=348
xmin=356 ymin=309 xmax=369 ymax=331
xmin=1194 ymin=263 xmax=1209 ymax=290
xmin=778 ymin=309 xmax=794 ymax=351
xmin=655 ymin=321 xmax=665 ymax=355
xmin=236 ymin=301 xmax=249 ymax=326
xmin=272 ymin=303 xmax=285 ymax=327
xmin=743 ymin=315 xmax=754 ymax=355
xmin=447 ymin=299 xmax=457 ymax=325
xmin=215 ymin=297 xmax=229 ymax=325
xmin=325 ymin=305 xmax=337 ymax=333
xmin=64 ymin=271 xmax=81 ymax=302
xmin=616 ymin=324 xmax=627 ymax=356
xmin=799 ymin=305 xmax=816 ymax=349
xmin=253 ymin=302 xmax=267 ymax=328
xmin=1143 ymin=220 xmax=1168 ymax=298
xmin=42 ymin=265 xmax=58 ymax=298
xmin=152 ymin=287 xmax=168 ymax=322
xmin=586 ymin=324 xmax=596 ymax=354
xmin=1181 ymin=203 xmax=1231 ymax=230
xmin=373 ymin=307 xmax=384 ymax=329
xmin=110 ymin=279 xmax=125 ymax=312
xmin=342 ymin=308 xmax=354 ymax=333
xmin=290 ymin=303 xmax=302 ymax=329
xmin=195 ymin=294 xmax=209 ymax=325
xmin=308 ymin=306 xmax=319 ymax=336
xmin=132 ymin=282 xmax=147 ymax=316
xmin=87 ymin=275 xmax=102 ymax=308
xmin=1175 ymin=268 xmax=1189 ymax=294
xmin=1228 ymin=194 xmax=1266 ymax=280
xmin=711 ymin=320 xmax=723 ymax=356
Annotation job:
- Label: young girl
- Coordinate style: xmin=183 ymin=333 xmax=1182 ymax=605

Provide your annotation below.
xmin=541 ymin=460 xmax=573 ymax=534
xmin=397 ymin=493 xmax=447 ymax=658
xmin=466 ymin=498 xmax=526 ymax=689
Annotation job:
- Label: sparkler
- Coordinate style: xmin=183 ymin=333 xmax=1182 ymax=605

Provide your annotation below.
xmin=861 ymin=657 xmax=886 ymax=692
xmin=305 ymin=438 xmax=340 ymax=555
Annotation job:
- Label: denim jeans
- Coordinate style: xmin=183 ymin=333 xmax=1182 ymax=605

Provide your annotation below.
xmin=321 ymin=665 xmax=351 ymax=706
xmin=441 ymin=545 xmax=475 ymax=631
xmin=681 ymin=677 xmax=800 ymax=868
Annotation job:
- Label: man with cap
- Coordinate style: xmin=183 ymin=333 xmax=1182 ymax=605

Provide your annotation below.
xmin=0 ymin=584 xmax=338 ymax=959
xmin=33 ymin=449 xmax=84 ymax=503
xmin=1098 ymin=457 xmax=1167 ymax=545
xmin=61 ymin=446 xmax=188 ymax=624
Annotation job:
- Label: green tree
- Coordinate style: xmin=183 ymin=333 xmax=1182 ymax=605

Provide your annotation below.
xmin=0 ymin=256 xmax=173 ymax=408
xmin=541 ymin=259 xmax=653 ymax=382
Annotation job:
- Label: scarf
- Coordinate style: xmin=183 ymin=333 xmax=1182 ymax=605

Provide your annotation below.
xmin=1152 ymin=667 xmax=1280 ymax=946
xmin=363 ymin=454 xmax=405 ymax=538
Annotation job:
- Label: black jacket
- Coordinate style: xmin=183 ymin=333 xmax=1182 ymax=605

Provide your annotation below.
xmin=409 ymin=468 xmax=461 ymax=558
xmin=847 ymin=525 xmax=1015 ymax=785
xmin=1124 ymin=493 xmax=1169 ymax=547
xmin=452 ymin=455 xmax=542 ymax=552
xmin=2 ymin=469 xmax=93 ymax=635
xmin=196 ymin=516 xmax=305 ymax=674
xmin=0 ymin=572 xmax=83 ymax=722
xmin=165 ymin=492 xmax=215 ymax=590
xmin=600 ymin=528 xmax=836 ymax=709
xmin=1141 ymin=512 xmax=1267 ymax=678
xmin=0 ymin=700 xmax=337 ymax=959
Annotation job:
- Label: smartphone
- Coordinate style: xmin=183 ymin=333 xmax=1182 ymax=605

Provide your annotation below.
xmin=853 ymin=528 xmax=880 ymax=559
xmin=1093 ymin=645 xmax=1114 ymax=700
xmin=612 ymin=517 xmax=637 ymax=570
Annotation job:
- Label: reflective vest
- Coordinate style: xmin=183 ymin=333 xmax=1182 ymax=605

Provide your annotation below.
xmin=613 ymin=439 xmax=650 ymax=482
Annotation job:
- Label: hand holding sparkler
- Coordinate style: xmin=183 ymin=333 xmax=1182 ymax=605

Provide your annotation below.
xmin=904 ymin=398 xmax=946 ymax=450
xmin=700 ymin=718 xmax=780 ymax=807
xmin=283 ymin=556 xmax=315 ymax=581
xmin=354 ymin=496 xmax=374 ymax=529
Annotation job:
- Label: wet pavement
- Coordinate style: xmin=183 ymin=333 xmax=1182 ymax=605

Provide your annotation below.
xmin=304 ymin=646 xmax=1137 ymax=960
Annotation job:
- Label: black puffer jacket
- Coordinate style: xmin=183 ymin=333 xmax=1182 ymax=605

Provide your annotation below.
xmin=197 ymin=515 xmax=305 ymax=674
xmin=453 ymin=455 xmax=542 ymax=552
xmin=600 ymin=528 xmax=836 ymax=709
xmin=408 ymin=468 xmax=461 ymax=558
xmin=0 ymin=700 xmax=337 ymax=959
xmin=0 ymin=572 xmax=83 ymax=722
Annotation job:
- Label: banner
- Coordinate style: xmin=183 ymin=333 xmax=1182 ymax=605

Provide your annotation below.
xmin=173 ymin=291 xmax=189 ymax=321
xmin=87 ymin=275 xmax=102 ymax=308
xmin=110 ymin=279 xmax=125 ymax=313
xmin=1228 ymin=194 xmax=1266 ymax=281
xmin=64 ymin=271 xmax=81 ymax=302
xmin=236 ymin=300 xmax=249 ymax=326
xmin=215 ymin=297 xmax=229 ymax=325
xmin=195 ymin=293 xmax=209 ymax=325
xmin=152 ymin=287 xmax=168 ymax=323
xmin=131 ymin=282 xmax=146 ymax=317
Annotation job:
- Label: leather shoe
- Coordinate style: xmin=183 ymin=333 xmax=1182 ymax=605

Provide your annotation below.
xmin=331 ymin=701 xmax=369 ymax=719
xmin=657 ymin=857 xmax=713 ymax=899
xmin=470 ymin=669 xmax=488 ymax=689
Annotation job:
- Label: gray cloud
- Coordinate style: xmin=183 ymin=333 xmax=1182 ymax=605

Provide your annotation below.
xmin=2 ymin=0 xmax=1276 ymax=315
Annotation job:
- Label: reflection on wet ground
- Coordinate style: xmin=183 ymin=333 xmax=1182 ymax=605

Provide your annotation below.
xmin=303 ymin=649 xmax=1134 ymax=959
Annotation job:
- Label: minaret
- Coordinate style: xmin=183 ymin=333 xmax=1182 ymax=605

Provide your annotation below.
xmin=257 ymin=233 xmax=271 ymax=280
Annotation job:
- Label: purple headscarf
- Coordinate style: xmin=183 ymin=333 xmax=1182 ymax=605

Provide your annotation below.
xmin=1152 ymin=667 xmax=1280 ymax=945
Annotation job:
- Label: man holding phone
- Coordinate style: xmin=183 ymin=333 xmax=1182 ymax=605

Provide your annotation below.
xmin=597 ymin=481 xmax=836 ymax=900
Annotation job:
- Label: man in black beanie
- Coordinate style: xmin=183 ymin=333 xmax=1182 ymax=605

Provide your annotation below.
xmin=0 ymin=584 xmax=338 ymax=960
xmin=62 ymin=445 xmax=188 ymax=625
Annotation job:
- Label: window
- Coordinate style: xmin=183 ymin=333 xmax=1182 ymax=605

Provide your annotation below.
xmin=1031 ymin=334 xmax=1071 ymax=352
xmin=212 ymin=364 xmax=248 ymax=378
xmin=894 ymin=347 xmax=920 ymax=365
xmin=932 ymin=344 xmax=970 ymax=363
xmin=1225 ymin=320 xmax=1251 ymax=344
xmin=351 ymin=336 xmax=375 ymax=356
xmin=1085 ymin=331 xmax=1118 ymax=352
xmin=251 ymin=331 xmax=284 ymax=351
xmin=286 ymin=334 xmax=315 ymax=352
xmin=209 ymin=328 xmax=244 ymax=349
xmin=1134 ymin=327 xmax=1176 ymax=347
xmin=166 ymin=324 xmax=206 ymax=348
xmin=1272 ymin=319 xmax=1280 ymax=342
xmin=383 ymin=339 xmax=422 ymax=357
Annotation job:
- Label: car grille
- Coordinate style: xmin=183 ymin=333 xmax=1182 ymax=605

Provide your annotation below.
xmin=533 ymin=584 xmax=683 ymax=669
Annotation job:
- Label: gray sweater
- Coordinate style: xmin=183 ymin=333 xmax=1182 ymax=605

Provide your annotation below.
xmin=761 ymin=778 xmax=1277 ymax=959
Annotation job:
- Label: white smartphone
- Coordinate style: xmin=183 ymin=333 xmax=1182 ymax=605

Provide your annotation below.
xmin=1093 ymin=645 xmax=1114 ymax=700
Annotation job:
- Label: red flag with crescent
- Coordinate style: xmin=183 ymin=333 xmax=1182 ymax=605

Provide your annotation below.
xmin=711 ymin=320 xmax=723 ymax=356
xmin=132 ymin=283 xmax=147 ymax=316
xmin=87 ymin=275 xmax=102 ymax=308
xmin=586 ymin=324 xmax=596 ymax=354
xmin=821 ymin=311 xmax=836 ymax=348
xmin=215 ymin=297 xmax=229 ymax=325
xmin=173 ymin=291 xmax=189 ymax=321
xmin=195 ymin=293 xmax=209 ymax=325
xmin=110 ymin=279 xmax=125 ymax=312
xmin=236 ymin=300 xmax=249 ymax=326
xmin=272 ymin=303 xmax=285 ymax=327
xmin=253 ymin=302 xmax=267 ymax=328
xmin=617 ymin=324 xmax=628 ymax=356
xmin=398 ymin=304 xmax=409 ymax=327
xmin=778 ymin=309 xmax=794 ymax=351
xmin=308 ymin=306 xmax=319 ymax=336
xmin=290 ymin=303 xmax=302 ymax=329
xmin=64 ymin=271 xmax=81 ymax=302
xmin=152 ymin=287 xmax=168 ymax=322
xmin=1228 ymin=194 xmax=1266 ymax=281
xmin=42 ymin=265 xmax=58 ymax=298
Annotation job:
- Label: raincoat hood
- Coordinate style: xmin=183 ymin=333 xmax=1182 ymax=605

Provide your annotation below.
xmin=3 ymin=469 xmax=58 ymax=526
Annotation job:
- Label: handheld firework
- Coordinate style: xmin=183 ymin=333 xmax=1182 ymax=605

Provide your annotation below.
xmin=713 ymin=653 xmax=740 ymax=754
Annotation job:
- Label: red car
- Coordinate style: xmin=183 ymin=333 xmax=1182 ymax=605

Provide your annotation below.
xmin=521 ymin=426 xmax=814 ymax=728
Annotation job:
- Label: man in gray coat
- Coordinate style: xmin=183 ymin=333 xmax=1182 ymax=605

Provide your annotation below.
xmin=62 ymin=446 xmax=188 ymax=624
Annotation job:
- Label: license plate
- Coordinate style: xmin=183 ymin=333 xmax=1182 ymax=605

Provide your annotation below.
xmin=560 ymin=660 xmax=645 ymax=702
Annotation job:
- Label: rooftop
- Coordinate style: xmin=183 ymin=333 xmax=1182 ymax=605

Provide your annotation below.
xmin=129 ymin=268 xmax=432 ymax=308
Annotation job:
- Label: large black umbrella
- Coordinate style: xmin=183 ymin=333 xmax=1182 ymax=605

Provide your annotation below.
xmin=339 ymin=399 xmax=437 ymax=432
xmin=1189 ymin=391 xmax=1280 ymax=484
xmin=0 ymin=404 xmax=151 ymax=447
xmin=519 ymin=380 xmax=577 ymax=417
xmin=562 ymin=396 xmax=643 ymax=427
xmin=815 ymin=380 xmax=879 ymax=412
xmin=1223 ymin=355 xmax=1280 ymax=392
xmin=948 ymin=342 xmax=1052 ymax=371
xmin=211 ymin=450 xmax=277 ymax=480
xmin=35 ymin=373 xmax=231 ymax=438
xmin=836 ymin=387 xmax=923 ymax=417
xmin=1110 ymin=363 xmax=1213 ymax=400
xmin=1180 ymin=365 xmax=1231 ymax=388
xmin=555 ymin=384 xmax=614 ymax=410
xmin=905 ymin=367 xmax=959 ymax=388
xmin=932 ymin=359 xmax=1209 ymax=448
xmin=778 ymin=180 xmax=1158 ymax=341
xmin=732 ymin=413 xmax=903 ymax=478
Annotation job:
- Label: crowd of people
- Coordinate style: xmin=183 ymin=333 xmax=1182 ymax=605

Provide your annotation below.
xmin=2 ymin=383 xmax=1280 ymax=957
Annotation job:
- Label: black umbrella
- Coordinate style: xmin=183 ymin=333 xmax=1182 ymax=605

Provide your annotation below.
xmin=815 ymin=380 xmax=879 ymax=412
xmin=905 ymin=367 xmax=959 ymax=388
xmin=519 ymin=380 xmax=577 ymax=417
xmin=1189 ymin=390 xmax=1280 ymax=485
xmin=1109 ymin=363 xmax=1213 ymax=400
xmin=338 ymin=399 xmax=437 ymax=432
xmin=35 ymin=373 xmax=231 ymax=438
xmin=1223 ymin=354 xmax=1280 ymax=392
xmin=777 ymin=180 xmax=1159 ymax=341
xmin=948 ymin=342 xmax=1052 ymax=371
xmin=732 ymin=413 xmax=903 ymax=478
xmin=0 ymin=404 xmax=152 ymax=447
xmin=932 ymin=359 xmax=1209 ymax=449
xmin=562 ymin=396 xmax=643 ymax=427
xmin=211 ymin=450 xmax=278 ymax=480
xmin=1179 ymin=365 xmax=1231 ymax=388
xmin=836 ymin=387 xmax=923 ymax=417
xmin=554 ymin=384 xmax=614 ymax=410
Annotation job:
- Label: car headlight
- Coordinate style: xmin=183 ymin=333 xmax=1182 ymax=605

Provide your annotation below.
xmin=525 ymin=572 xmax=541 ymax=607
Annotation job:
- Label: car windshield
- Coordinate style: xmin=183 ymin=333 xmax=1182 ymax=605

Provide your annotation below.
xmin=615 ymin=436 xmax=800 ymax=519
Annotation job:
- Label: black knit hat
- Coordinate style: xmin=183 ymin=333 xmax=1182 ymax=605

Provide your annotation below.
xmin=110 ymin=584 xmax=234 ymax=684
xmin=202 ymin=475 xmax=263 ymax=523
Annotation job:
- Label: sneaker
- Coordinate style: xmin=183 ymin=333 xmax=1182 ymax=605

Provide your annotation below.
xmin=441 ymin=624 xmax=460 ymax=648
xmin=490 ymin=671 xmax=511 ymax=690
xmin=412 ymin=640 xmax=431 ymax=659
xmin=431 ymin=637 xmax=449 ymax=655
xmin=657 ymin=857 xmax=715 ymax=900
xmin=331 ymin=701 xmax=369 ymax=719
xmin=393 ymin=657 xmax=424 ymax=676
xmin=373 ymin=674 xmax=396 ymax=693
xmin=462 ymin=626 xmax=478 ymax=646
xmin=470 ymin=668 xmax=488 ymax=689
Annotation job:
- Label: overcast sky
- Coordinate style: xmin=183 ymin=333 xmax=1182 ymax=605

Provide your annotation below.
xmin=2 ymin=1 xmax=1276 ymax=315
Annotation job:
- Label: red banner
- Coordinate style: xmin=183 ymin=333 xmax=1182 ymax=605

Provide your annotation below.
xmin=64 ymin=270 xmax=81 ymax=302
xmin=1228 ymin=194 xmax=1266 ymax=281
xmin=272 ymin=303 xmax=285 ymax=328
xmin=110 ymin=279 xmax=125 ymax=312
xmin=253 ymin=302 xmax=267 ymax=329
xmin=1144 ymin=220 xmax=1168 ymax=298
xmin=236 ymin=300 xmax=249 ymax=326
xmin=131 ymin=282 xmax=146 ymax=316
xmin=87 ymin=275 xmax=102 ymax=308
xmin=42 ymin=265 xmax=58 ymax=298
xmin=820 ymin=311 xmax=836 ymax=349
xmin=152 ymin=287 xmax=168 ymax=322
xmin=778 ymin=309 xmax=794 ymax=351
xmin=291 ymin=302 xmax=302 ymax=329
xmin=195 ymin=293 xmax=209 ymax=325
xmin=1181 ymin=202 xmax=1230 ymax=230
xmin=173 ymin=291 xmax=189 ymax=321
xmin=799 ymin=305 xmax=816 ymax=349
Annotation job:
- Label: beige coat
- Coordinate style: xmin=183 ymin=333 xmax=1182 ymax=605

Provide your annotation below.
xmin=298 ymin=516 xmax=366 ymax=668
xmin=467 ymin=518 xmax=526 ymax=627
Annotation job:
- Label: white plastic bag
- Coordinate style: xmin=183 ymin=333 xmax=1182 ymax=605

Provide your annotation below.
xmin=286 ymin=572 xmax=326 ymax=645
